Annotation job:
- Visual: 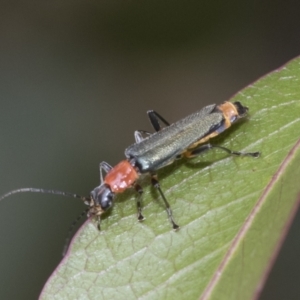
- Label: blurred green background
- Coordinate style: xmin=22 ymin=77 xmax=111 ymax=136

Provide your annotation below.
xmin=0 ymin=1 xmax=299 ymax=299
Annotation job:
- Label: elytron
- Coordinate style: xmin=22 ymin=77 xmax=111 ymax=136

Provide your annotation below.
xmin=0 ymin=101 xmax=259 ymax=230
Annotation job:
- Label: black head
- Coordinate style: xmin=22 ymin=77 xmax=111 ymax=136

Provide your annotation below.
xmin=88 ymin=184 xmax=115 ymax=216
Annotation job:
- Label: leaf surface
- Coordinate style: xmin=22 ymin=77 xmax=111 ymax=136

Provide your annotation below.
xmin=40 ymin=57 xmax=300 ymax=300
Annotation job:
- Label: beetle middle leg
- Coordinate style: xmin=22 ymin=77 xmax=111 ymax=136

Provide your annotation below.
xmin=134 ymin=111 xmax=171 ymax=143
xmin=134 ymin=130 xmax=152 ymax=143
xmin=151 ymin=174 xmax=179 ymax=230
xmin=185 ymin=143 xmax=260 ymax=158
xmin=147 ymin=110 xmax=170 ymax=131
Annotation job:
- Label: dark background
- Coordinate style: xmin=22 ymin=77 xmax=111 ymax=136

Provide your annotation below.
xmin=0 ymin=1 xmax=299 ymax=299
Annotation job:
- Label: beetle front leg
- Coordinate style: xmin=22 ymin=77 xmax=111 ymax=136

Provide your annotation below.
xmin=99 ymin=161 xmax=113 ymax=183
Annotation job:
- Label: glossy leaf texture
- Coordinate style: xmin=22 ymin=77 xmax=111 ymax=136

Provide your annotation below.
xmin=40 ymin=57 xmax=300 ymax=300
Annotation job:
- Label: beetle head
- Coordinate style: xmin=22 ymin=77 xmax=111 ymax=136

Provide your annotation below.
xmin=87 ymin=184 xmax=115 ymax=217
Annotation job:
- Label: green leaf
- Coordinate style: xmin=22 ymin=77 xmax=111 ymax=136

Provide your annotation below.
xmin=40 ymin=57 xmax=300 ymax=300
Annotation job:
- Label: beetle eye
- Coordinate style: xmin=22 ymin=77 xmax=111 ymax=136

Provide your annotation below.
xmin=99 ymin=192 xmax=113 ymax=210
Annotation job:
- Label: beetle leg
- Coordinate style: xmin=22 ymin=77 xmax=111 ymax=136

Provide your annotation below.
xmin=147 ymin=110 xmax=170 ymax=131
xmin=134 ymin=130 xmax=152 ymax=143
xmin=135 ymin=110 xmax=170 ymax=143
xmin=97 ymin=216 xmax=101 ymax=231
xmin=151 ymin=174 xmax=179 ymax=230
xmin=134 ymin=183 xmax=145 ymax=221
xmin=99 ymin=161 xmax=113 ymax=183
xmin=185 ymin=143 xmax=260 ymax=158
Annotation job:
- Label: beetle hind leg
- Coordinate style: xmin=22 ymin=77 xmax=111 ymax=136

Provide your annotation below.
xmin=185 ymin=143 xmax=260 ymax=158
xmin=151 ymin=174 xmax=179 ymax=230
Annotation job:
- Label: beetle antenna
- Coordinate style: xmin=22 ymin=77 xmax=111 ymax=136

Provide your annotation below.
xmin=62 ymin=208 xmax=89 ymax=257
xmin=0 ymin=188 xmax=91 ymax=203
xmin=0 ymin=188 xmax=93 ymax=256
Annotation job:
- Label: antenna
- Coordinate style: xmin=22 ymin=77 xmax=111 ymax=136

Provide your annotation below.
xmin=0 ymin=187 xmax=92 ymax=256
xmin=62 ymin=208 xmax=89 ymax=256
xmin=0 ymin=187 xmax=90 ymax=203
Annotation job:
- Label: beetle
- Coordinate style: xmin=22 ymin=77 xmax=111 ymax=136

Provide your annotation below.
xmin=0 ymin=101 xmax=259 ymax=231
